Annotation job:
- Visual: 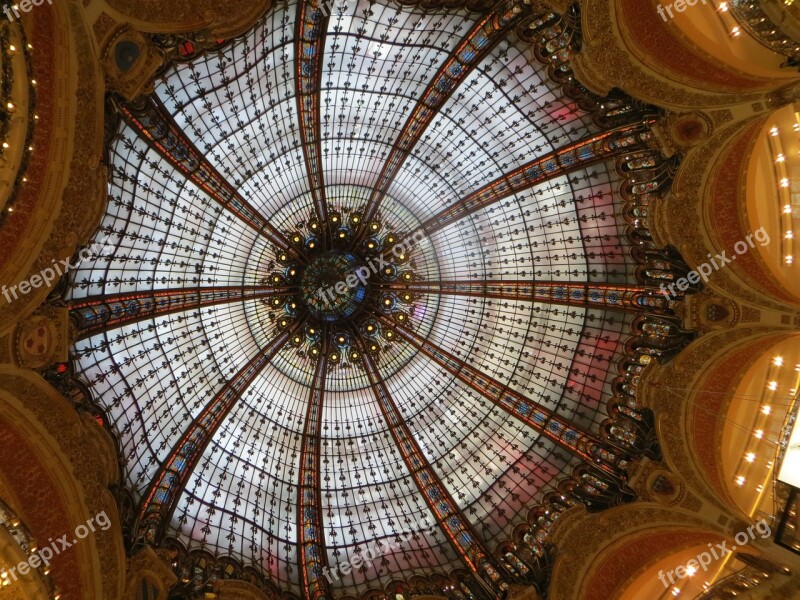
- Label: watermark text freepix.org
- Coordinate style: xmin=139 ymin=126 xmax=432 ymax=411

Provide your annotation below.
xmin=321 ymin=517 xmax=436 ymax=583
xmin=658 ymin=519 xmax=771 ymax=588
xmin=317 ymin=229 xmax=425 ymax=306
xmin=657 ymin=0 xmax=709 ymax=22
xmin=0 ymin=510 xmax=111 ymax=582
xmin=659 ymin=227 xmax=770 ymax=300
xmin=1 ymin=235 xmax=111 ymax=303
xmin=3 ymin=0 xmax=54 ymax=22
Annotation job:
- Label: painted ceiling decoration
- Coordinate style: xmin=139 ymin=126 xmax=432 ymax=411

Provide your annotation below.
xmin=53 ymin=0 xmax=700 ymax=598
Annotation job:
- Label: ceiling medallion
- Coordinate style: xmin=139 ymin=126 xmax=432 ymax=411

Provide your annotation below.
xmin=264 ymin=207 xmax=421 ymax=371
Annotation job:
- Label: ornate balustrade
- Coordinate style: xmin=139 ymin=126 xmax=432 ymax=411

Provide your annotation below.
xmin=0 ymin=497 xmax=58 ymax=598
xmin=0 ymin=21 xmax=37 ymax=224
xmin=729 ymin=1 xmax=800 ymax=60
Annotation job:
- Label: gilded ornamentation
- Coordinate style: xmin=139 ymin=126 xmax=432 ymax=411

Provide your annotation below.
xmin=0 ymin=367 xmax=125 ymax=598
xmin=124 ymin=547 xmax=177 ymax=600
xmin=213 ymin=580 xmax=275 ymax=600
xmin=92 ymin=12 xmax=119 ymax=48
xmin=102 ymin=27 xmax=164 ymax=102
xmin=711 ymin=109 xmax=735 ymax=127
xmin=0 ymin=2 xmax=107 ymax=338
xmin=103 ymin=0 xmax=271 ymax=39
xmin=661 ymin=116 xmax=800 ymax=312
xmin=646 ymin=329 xmax=794 ymax=517
xmin=13 ymin=308 xmax=68 ymax=369
xmin=682 ymin=289 xmax=740 ymax=333
xmin=740 ymin=305 xmax=763 ymax=323
xmin=576 ymin=0 xmax=767 ymax=108
xmin=548 ymin=504 xmax=726 ymax=600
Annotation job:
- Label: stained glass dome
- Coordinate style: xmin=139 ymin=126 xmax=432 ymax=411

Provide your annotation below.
xmin=65 ymin=1 xmax=684 ymax=597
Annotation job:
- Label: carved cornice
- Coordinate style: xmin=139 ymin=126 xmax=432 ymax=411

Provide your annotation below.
xmin=102 ymin=27 xmax=164 ymax=102
xmin=125 ymin=547 xmax=178 ymax=600
xmin=101 ymin=0 xmax=272 ymax=39
xmin=575 ymin=0 xmax=766 ymax=109
xmin=549 ymin=504 xmax=726 ymax=600
xmin=213 ymin=580 xmax=274 ymax=600
xmin=618 ymin=0 xmax=783 ymax=93
xmin=641 ymin=328 xmax=794 ymax=517
xmin=0 ymin=3 xmax=107 ymax=340
xmin=662 ymin=113 xmax=800 ymax=312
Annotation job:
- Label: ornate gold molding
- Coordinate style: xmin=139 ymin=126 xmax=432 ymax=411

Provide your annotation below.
xmin=661 ymin=113 xmax=800 ymax=312
xmin=549 ymin=504 xmax=726 ymax=600
xmin=98 ymin=0 xmax=272 ymax=39
xmin=576 ymin=0 xmax=767 ymax=109
xmin=642 ymin=328 xmax=794 ymax=518
xmin=0 ymin=2 xmax=107 ymax=340
xmin=124 ymin=547 xmax=177 ymax=600
xmin=0 ymin=366 xmax=125 ymax=599
xmin=213 ymin=580 xmax=276 ymax=600
xmin=102 ymin=27 xmax=164 ymax=102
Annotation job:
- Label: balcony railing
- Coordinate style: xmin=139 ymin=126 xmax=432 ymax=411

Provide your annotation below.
xmin=693 ymin=565 xmax=772 ymax=599
xmin=0 ymin=497 xmax=58 ymax=598
xmin=729 ymin=0 xmax=800 ymax=60
xmin=0 ymin=20 xmax=37 ymax=225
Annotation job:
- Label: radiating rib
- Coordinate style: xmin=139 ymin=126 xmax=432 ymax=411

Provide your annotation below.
xmin=135 ymin=320 xmax=303 ymax=542
xmin=373 ymin=314 xmax=629 ymax=478
xmin=354 ymin=333 xmax=507 ymax=597
xmin=419 ymin=121 xmax=655 ymax=236
xmin=298 ymin=328 xmax=332 ymax=600
xmin=296 ymin=1 xmax=331 ymax=244
xmin=120 ymin=98 xmax=298 ymax=255
xmin=358 ymin=0 xmax=535 ymax=229
xmin=375 ymin=280 xmax=659 ymax=313
xmin=69 ymin=286 xmax=294 ymax=340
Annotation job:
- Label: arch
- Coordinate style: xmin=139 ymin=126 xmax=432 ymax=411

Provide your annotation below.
xmin=0 ymin=366 xmax=125 ymax=599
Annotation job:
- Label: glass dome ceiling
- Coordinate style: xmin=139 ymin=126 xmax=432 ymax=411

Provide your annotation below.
xmin=65 ymin=0 xmax=678 ymax=597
